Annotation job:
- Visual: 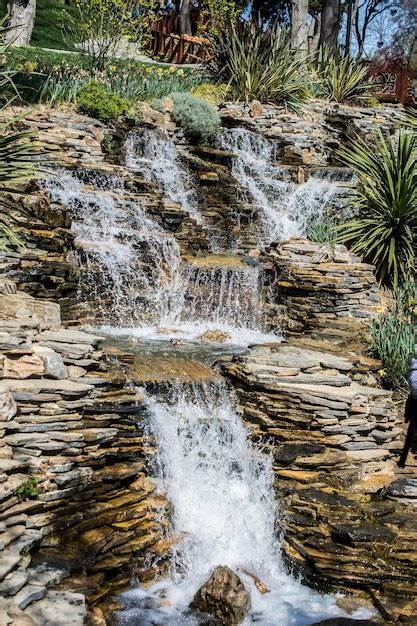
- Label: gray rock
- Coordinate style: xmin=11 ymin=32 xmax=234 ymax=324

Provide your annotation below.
xmin=12 ymin=583 xmax=46 ymax=609
xmin=0 ymin=383 xmax=17 ymax=421
xmin=37 ymin=329 xmax=103 ymax=346
xmin=0 ymin=569 xmax=28 ymax=596
xmin=386 ymin=478 xmax=417 ymax=499
xmin=32 ymin=346 xmax=67 ymax=380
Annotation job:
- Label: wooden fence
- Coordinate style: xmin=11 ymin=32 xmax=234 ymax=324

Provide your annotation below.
xmin=149 ymin=14 xmax=210 ymax=64
xmin=370 ymin=65 xmax=417 ymax=106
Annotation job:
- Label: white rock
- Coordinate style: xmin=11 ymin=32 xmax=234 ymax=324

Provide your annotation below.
xmin=0 ymin=384 xmax=17 ymax=421
xmin=32 ymin=346 xmax=67 ymax=380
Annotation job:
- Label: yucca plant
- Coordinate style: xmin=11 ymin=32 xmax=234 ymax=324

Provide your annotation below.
xmin=0 ymin=15 xmax=38 ymax=247
xmin=208 ymin=19 xmax=307 ymax=111
xmin=405 ymin=107 xmax=417 ymax=134
xmin=369 ymin=279 xmax=417 ymax=389
xmin=312 ymin=46 xmax=373 ymax=104
xmin=337 ymin=129 xmax=417 ymax=286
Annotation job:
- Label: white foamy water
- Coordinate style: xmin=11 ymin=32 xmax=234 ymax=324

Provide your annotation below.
xmin=43 ymin=170 xmax=182 ymax=327
xmin=115 ymin=384 xmax=374 ymax=625
xmin=125 ymin=128 xmax=201 ymax=222
xmin=220 ymin=128 xmax=340 ymax=246
xmin=98 ymin=261 xmax=274 ymax=347
xmin=43 ymin=169 xmax=273 ymax=346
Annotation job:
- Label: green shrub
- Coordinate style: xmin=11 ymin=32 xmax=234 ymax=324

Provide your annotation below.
xmin=155 ymin=92 xmax=220 ymax=146
xmin=0 ymin=18 xmax=38 ymax=248
xmin=307 ymin=215 xmax=339 ymax=244
xmin=369 ymin=280 xmax=417 ymax=389
xmin=311 ymin=47 xmax=373 ymax=104
xmin=208 ymin=19 xmax=307 ymax=111
xmin=77 ymin=81 xmax=130 ymax=121
xmin=191 ymin=83 xmax=230 ymax=105
xmin=15 ymin=473 xmax=39 ymax=501
xmin=337 ymin=129 xmax=417 ymax=286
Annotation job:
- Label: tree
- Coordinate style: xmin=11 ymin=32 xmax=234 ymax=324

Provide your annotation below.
xmin=291 ymin=0 xmax=309 ymax=57
xmin=353 ymin=0 xmax=397 ymax=57
xmin=319 ymin=0 xmax=341 ymax=48
xmin=5 ymin=0 xmax=36 ymax=46
xmin=66 ymin=0 xmax=155 ymax=70
xmin=179 ymin=0 xmax=192 ymax=35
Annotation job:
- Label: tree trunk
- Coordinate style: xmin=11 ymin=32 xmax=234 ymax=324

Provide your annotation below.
xmin=308 ymin=13 xmax=321 ymax=54
xmin=6 ymin=0 xmax=36 ymax=46
xmin=319 ymin=0 xmax=340 ymax=49
xmin=291 ymin=0 xmax=309 ymax=59
xmin=179 ymin=0 xmax=192 ymax=35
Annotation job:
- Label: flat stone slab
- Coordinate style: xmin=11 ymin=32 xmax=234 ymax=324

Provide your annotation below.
xmin=37 ymin=330 xmax=104 ymax=346
xmin=132 ymin=355 xmax=220 ymax=385
xmin=24 ymin=590 xmax=86 ymax=625
xmin=2 ymin=379 xmax=95 ymax=396
xmin=183 ymin=254 xmax=249 ymax=269
xmin=386 ymin=478 xmax=417 ymax=499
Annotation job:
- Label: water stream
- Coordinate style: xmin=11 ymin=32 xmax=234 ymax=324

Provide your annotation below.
xmin=115 ymin=384 xmax=371 ymax=625
xmin=48 ymin=126 xmax=373 ymax=624
xmin=125 ymin=128 xmax=201 ymax=223
xmin=44 ymin=169 xmax=271 ymax=346
xmin=220 ymin=128 xmax=341 ymax=246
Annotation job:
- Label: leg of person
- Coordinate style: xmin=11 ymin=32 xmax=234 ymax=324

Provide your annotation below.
xmin=398 ymin=420 xmax=415 ymax=467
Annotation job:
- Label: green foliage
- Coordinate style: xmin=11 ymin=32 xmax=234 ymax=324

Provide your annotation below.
xmin=369 ymin=280 xmax=417 ymax=389
xmin=310 ymin=47 xmax=373 ymax=104
xmin=337 ymin=130 xmax=417 ymax=286
xmin=191 ymin=83 xmax=229 ymax=105
xmin=200 ymin=0 xmax=241 ymax=34
xmin=5 ymin=47 xmax=204 ymax=106
xmin=77 ymin=80 xmax=130 ymax=121
xmin=155 ymin=92 xmax=220 ymax=146
xmin=65 ymin=0 xmax=155 ymax=71
xmin=0 ymin=18 xmax=38 ymax=248
xmin=209 ymin=20 xmax=307 ymax=110
xmin=405 ymin=107 xmax=417 ymax=133
xmin=15 ymin=473 xmax=39 ymax=501
xmin=307 ymin=215 xmax=338 ymax=244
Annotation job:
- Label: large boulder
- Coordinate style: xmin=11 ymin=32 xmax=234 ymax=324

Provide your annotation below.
xmin=190 ymin=566 xmax=251 ymax=625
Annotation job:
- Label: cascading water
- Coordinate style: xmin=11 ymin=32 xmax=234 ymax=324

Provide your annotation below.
xmin=43 ymin=170 xmax=182 ymax=328
xmin=43 ymin=169 xmax=271 ymax=345
xmin=220 ymin=128 xmax=341 ymax=245
xmin=125 ymin=128 xmax=201 ymax=223
xmin=115 ymin=384 xmax=373 ymax=625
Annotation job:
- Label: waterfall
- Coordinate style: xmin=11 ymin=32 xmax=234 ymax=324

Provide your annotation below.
xmin=125 ymin=128 xmax=201 ymax=223
xmin=43 ymin=170 xmax=183 ymax=328
xmin=115 ymin=383 xmax=372 ymax=625
xmin=220 ymin=128 xmax=341 ymax=245
xmin=43 ymin=170 xmax=271 ymax=345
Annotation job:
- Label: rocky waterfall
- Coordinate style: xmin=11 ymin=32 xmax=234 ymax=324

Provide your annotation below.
xmin=1 ymin=103 xmax=411 ymax=626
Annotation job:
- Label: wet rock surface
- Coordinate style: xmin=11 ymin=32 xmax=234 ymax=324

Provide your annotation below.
xmin=0 ymin=289 xmax=165 ymax=624
xmin=190 ymin=566 xmax=251 ymax=625
xmin=0 ymin=104 xmax=413 ymax=624
xmin=223 ymin=240 xmax=417 ymax=621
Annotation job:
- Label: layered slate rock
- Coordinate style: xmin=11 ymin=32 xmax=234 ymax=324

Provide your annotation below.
xmin=223 ymin=239 xmax=417 ymax=620
xmin=0 ymin=290 xmax=165 ymax=625
xmin=220 ymin=100 xmax=403 ymax=167
xmin=261 ymin=239 xmax=381 ymax=343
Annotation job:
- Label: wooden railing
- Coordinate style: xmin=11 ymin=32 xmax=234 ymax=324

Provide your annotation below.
xmin=370 ymin=65 xmax=417 ymax=106
xmin=149 ymin=13 xmax=210 ymax=64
